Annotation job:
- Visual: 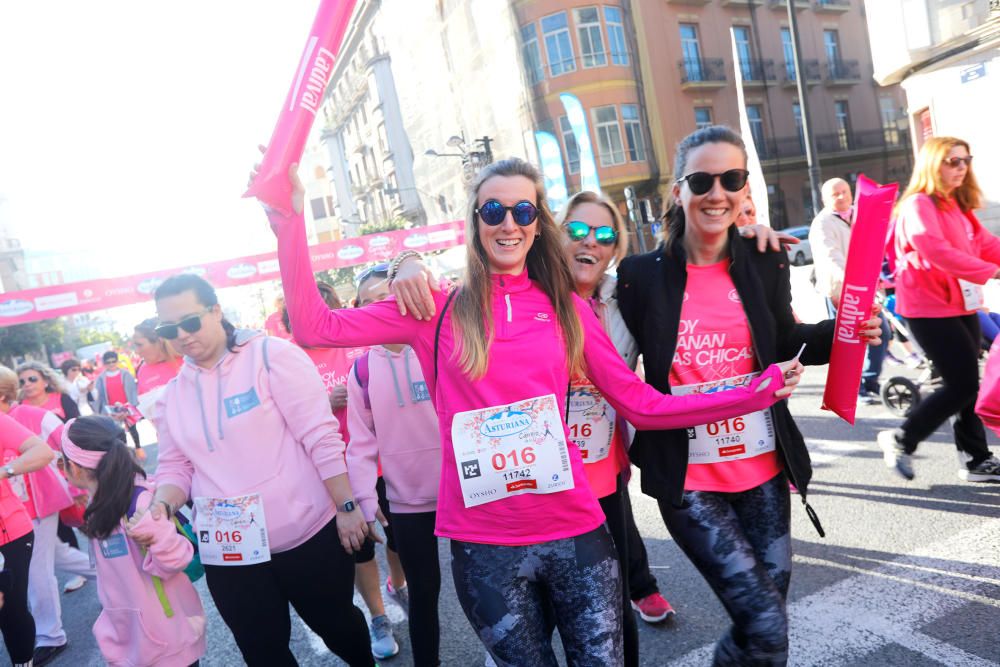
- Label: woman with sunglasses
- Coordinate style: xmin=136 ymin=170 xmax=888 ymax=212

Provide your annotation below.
xmin=133 ymin=274 xmax=375 ymax=667
xmin=878 ymin=137 xmax=1000 ymax=483
xmin=132 ymin=319 xmax=182 ymax=421
xmin=263 ymin=155 xmax=803 ymax=665
xmin=60 ymin=359 xmax=94 ymax=416
xmin=15 ymin=362 xmax=80 ymax=423
xmin=615 ymin=125 xmax=881 ymax=666
xmin=0 ymin=410 xmax=57 ymax=667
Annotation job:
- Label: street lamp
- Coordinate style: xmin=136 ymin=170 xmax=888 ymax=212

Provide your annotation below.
xmin=424 ymin=148 xmax=464 ymax=158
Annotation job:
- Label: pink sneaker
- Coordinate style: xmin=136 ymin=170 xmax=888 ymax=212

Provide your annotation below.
xmin=630 ymin=592 xmax=676 ymax=623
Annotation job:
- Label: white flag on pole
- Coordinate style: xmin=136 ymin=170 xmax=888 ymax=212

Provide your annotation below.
xmin=730 ymin=28 xmax=771 ymax=227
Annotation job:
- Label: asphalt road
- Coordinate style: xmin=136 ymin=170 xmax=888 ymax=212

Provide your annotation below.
xmin=7 ymin=266 xmax=1000 ymax=666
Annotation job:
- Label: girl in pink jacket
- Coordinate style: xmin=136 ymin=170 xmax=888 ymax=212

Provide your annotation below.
xmin=879 ymin=136 xmax=1000 ymax=482
xmin=61 ymin=415 xmax=206 ymax=667
xmin=263 ymin=156 xmax=803 ymax=665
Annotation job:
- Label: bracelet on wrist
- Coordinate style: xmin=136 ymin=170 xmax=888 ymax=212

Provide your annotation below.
xmin=387 ymin=251 xmax=421 ymax=282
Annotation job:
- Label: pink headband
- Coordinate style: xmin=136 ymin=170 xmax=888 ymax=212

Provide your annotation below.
xmin=61 ymin=419 xmax=106 ymax=469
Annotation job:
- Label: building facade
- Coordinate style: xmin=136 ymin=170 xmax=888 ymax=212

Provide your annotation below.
xmin=865 ymin=0 xmax=999 ymax=229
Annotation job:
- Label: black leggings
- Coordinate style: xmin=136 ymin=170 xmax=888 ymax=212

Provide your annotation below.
xmin=354 ymin=476 xmax=396 ymax=563
xmin=622 ymin=484 xmax=659 ymax=601
xmin=900 ymin=315 xmax=991 ymax=466
xmin=451 ymin=526 xmax=622 ymax=667
xmin=204 ymin=519 xmax=373 ymax=667
xmin=0 ymin=531 xmax=36 ymax=666
xmin=658 ymin=473 xmax=791 ymax=667
xmin=127 ymin=423 xmax=141 ymax=450
xmin=597 ymin=477 xmax=639 ymax=667
xmin=57 ymin=518 xmax=80 ymax=549
xmin=392 ymin=511 xmax=440 ymax=666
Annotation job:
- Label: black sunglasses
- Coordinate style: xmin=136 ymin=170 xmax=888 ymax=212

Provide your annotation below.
xmin=154 ymin=309 xmax=212 ymax=340
xmin=355 ymin=262 xmax=390 ymax=287
xmin=676 ymin=169 xmax=750 ymax=195
xmin=565 ymin=221 xmax=617 ymax=246
xmin=475 ymin=199 xmax=539 ymax=227
xmin=942 ymin=156 xmax=973 ymax=168
xmin=18 ymin=376 xmax=41 ymax=386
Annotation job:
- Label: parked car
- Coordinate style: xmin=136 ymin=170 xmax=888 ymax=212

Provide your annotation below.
xmin=783 ymin=226 xmax=813 ymax=266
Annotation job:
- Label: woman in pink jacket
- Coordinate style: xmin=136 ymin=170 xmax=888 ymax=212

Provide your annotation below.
xmin=138 ymin=274 xmax=374 ymax=667
xmin=262 ymin=156 xmax=803 ymax=665
xmin=879 ymin=136 xmax=1000 ymax=482
xmin=61 ymin=416 xmax=205 ymax=667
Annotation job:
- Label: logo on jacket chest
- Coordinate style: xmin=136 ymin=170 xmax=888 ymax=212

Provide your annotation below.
xmin=224 ymin=388 xmax=261 ymax=418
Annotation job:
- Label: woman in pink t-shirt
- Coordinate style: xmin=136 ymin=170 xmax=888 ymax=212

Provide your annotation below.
xmin=617 ymin=126 xmax=882 ymax=666
xmin=132 ymin=319 xmax=183 ymax=423
xmin=15 ymin=362 xmax=80 ymax=423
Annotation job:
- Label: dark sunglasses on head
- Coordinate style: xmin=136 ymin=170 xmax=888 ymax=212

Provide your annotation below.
xmin=475 ymin=199 xmax=539 ymax=227
xmin=565 ymin=221 xmax=617 ymax=246
xmin=355 ymin=262 xmax=390 ymax=287
xmin=676 ymin=169 xmax=750 ymax=195
xmin=154 ymin=309 xmax=211 ymax=340
xmin=18 ymin=376 xmax=40 ymax=386
xmin=942 ymin=156 xmax=973 ymax=168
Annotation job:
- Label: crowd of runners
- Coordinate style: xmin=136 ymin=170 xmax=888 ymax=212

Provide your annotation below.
xmin=0 ymin=128 xmax=995 ymax=667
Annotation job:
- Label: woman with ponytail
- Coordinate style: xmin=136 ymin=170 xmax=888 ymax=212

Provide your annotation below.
xmin=61 ymin=415 xmax=205 ymax=667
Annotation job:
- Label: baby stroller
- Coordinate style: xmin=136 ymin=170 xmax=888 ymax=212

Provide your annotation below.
xmin=878 ymin=293 xmax=939 ymax=416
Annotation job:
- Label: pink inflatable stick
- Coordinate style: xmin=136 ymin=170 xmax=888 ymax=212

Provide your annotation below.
xmin=821 ymin=174 xmax=899 ymax=424
xmin=244 ymin=0 xmax=358 ymax=215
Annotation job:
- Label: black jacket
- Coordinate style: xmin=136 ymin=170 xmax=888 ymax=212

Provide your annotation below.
xmin=617 ymin=228 xmax=834 ymax=534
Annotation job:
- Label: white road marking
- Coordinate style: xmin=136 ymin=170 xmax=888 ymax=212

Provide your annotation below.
xmin=669 ymin=518 xmax=1000 ymax=666
xmin=805 ymin=437 xmax=866 ymax=464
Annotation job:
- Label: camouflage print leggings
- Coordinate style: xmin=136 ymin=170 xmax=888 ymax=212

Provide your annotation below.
xmin=450 ymin=527 xmax=622 ymax=667
xmin=658 ymin=473 xmax=792 ymax=667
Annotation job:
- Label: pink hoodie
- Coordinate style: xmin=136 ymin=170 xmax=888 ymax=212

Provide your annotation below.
xmin=6 ymin=404 xmax=74 ymax=519
xmin=273 ymin=209 xmax=785 ymax=545
xmin=152 ymin=330 xmax=345 ymax=552
xmin=90 ymin=478 xmax=206 ymax=667
xmin=346 ymin=346 xmax=441 ymax=519
xmin=894 ymin=194 xmax=1000 ymax=318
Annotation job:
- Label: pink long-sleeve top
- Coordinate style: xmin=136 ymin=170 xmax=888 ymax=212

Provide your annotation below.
xmin=273 ymin=209 xmax=785 ymax=545
xmin=346 ymin=346 xmax=442 ymax=519
xmin=6 ymin=404 xmax=74 ymax=520
xmin=152 ymin=330 xmax=344 ymax=552
xmin=91 ymin=478 xmax=205 ymax=667
xmin=894 ymin=194 xmax=1000 ymax=318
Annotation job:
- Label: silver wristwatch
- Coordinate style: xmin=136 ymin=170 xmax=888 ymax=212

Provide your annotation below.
xmin=3 ymin=465 xmax=16 ymax=478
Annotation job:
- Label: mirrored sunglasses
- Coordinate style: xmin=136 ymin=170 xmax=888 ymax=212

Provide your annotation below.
xmin=475 ymin=199 xmax=539 ymax=226
xmin=676 ymin=169 xmax=750 ymax=195
xmin=154 ymin=309 xmax=211 ymax=340
xmin=565 ymin=221 xmax=617 ymax=246
xmin=942 ymin=156 xmax=973 ymax=168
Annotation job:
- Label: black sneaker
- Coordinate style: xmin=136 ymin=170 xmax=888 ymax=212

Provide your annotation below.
xmin=34 ymin=643 xmax=68 ymax=667
xmin=959 ymin=455 xmax=1000 ymax=482
xmin=859 ymin=391 xmax=880 ymax=405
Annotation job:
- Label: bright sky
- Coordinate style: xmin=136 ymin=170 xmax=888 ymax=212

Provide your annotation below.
xmin=0 ymin=1 xmax=320 ymax=280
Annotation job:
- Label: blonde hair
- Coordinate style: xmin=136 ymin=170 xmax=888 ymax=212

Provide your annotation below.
xmin=453 ymin=158 xmax=585 ymax=379
xmin=0 ymin=366 xmax=17 ymax=403
xmin=15 ymin=361 xmax=67 ymax=399
xmin=555 ymin=191 xmax=630 ymax=267
xmin=897 ymin=136 xmax=981 ymax=215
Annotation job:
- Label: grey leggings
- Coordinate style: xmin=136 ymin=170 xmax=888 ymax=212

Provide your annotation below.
xmin=450 ymin=526 xmax=622 ymax=667
xmin=658 ymin=473 xmax=792 ymax=667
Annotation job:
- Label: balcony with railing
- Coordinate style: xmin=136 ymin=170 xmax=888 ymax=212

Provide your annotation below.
xmin=756 ymin=128 xmax=905 ymax=161
xmin=813 ymin=0 xmax=851 ymax=11
xmin=739 ymin=59 xmax=777 ymax=86
xmin=781 ymin=59 xmax=822 ymax=86
xmin=678 ymin=58 xmax=727 ymax=89
xmin=826 ymin=58 xmax=861 ymax=84
xmin=768 ymin=0 xmax=811 ymax=8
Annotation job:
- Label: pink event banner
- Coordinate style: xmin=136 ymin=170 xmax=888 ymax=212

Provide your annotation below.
xmin=0 ymin=221 xmax=465 ymax=326
xmin=821 ymin=174 xmax=898 ymax=424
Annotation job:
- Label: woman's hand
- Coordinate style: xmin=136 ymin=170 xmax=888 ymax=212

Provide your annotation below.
xmin=761 ymin=359 xmax=804 ymax=399
xmin=739 ymin=224 xmax=799 ymax=253
xmin=329 ymin=385 xmax=348 ymax=410
xmin=249 ymin=145 xmax=304 ymax=216
xmin=336 ymin=507 xmax=378 ymax=554
xmin=391 ymin=257 xmax=440 ymax=320
xmin=860 ymin=304 xmax=884 ymax=347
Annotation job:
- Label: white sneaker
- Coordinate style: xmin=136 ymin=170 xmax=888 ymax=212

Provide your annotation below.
xmin=878 ymin=430 xmax=914 ymax=480
xmin=63 ymin=575 xmax=87 ymax=593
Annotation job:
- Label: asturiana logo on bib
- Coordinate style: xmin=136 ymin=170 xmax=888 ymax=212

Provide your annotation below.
xmin=480 ymin=410 xmax=533 ymax=438
xmin=212 ymin=502 xmax=243 ymax=522
xmin=567 ymin=389 xmax=597 ymax=412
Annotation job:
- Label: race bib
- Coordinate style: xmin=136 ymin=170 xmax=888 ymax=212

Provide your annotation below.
xmin=672 ymin=372 xmax=775 ymax=464
xmin=193 ymin=493 xmax=270 ymax=566
xmin=566 ymin=382 xmax=615 ymax=464
xmin=451 ymin=394 xmax=574 ymax=508
xmin=958 ymin=279 xmax=984 ymax=311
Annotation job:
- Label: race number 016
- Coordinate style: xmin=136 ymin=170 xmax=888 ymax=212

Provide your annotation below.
xmin=491 ymin=447 xmax=537 ymax=471
xmin=568 ymin=423 xmax=592 ymax=439
xmin=215 ymin=530 xmax=243 ymax=543
xmin=706 ymin=417 xmax=745 ymax=437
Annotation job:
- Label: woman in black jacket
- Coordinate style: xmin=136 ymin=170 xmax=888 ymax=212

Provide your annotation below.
xmin=617 ymin=125 xmax=880 ymax=666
